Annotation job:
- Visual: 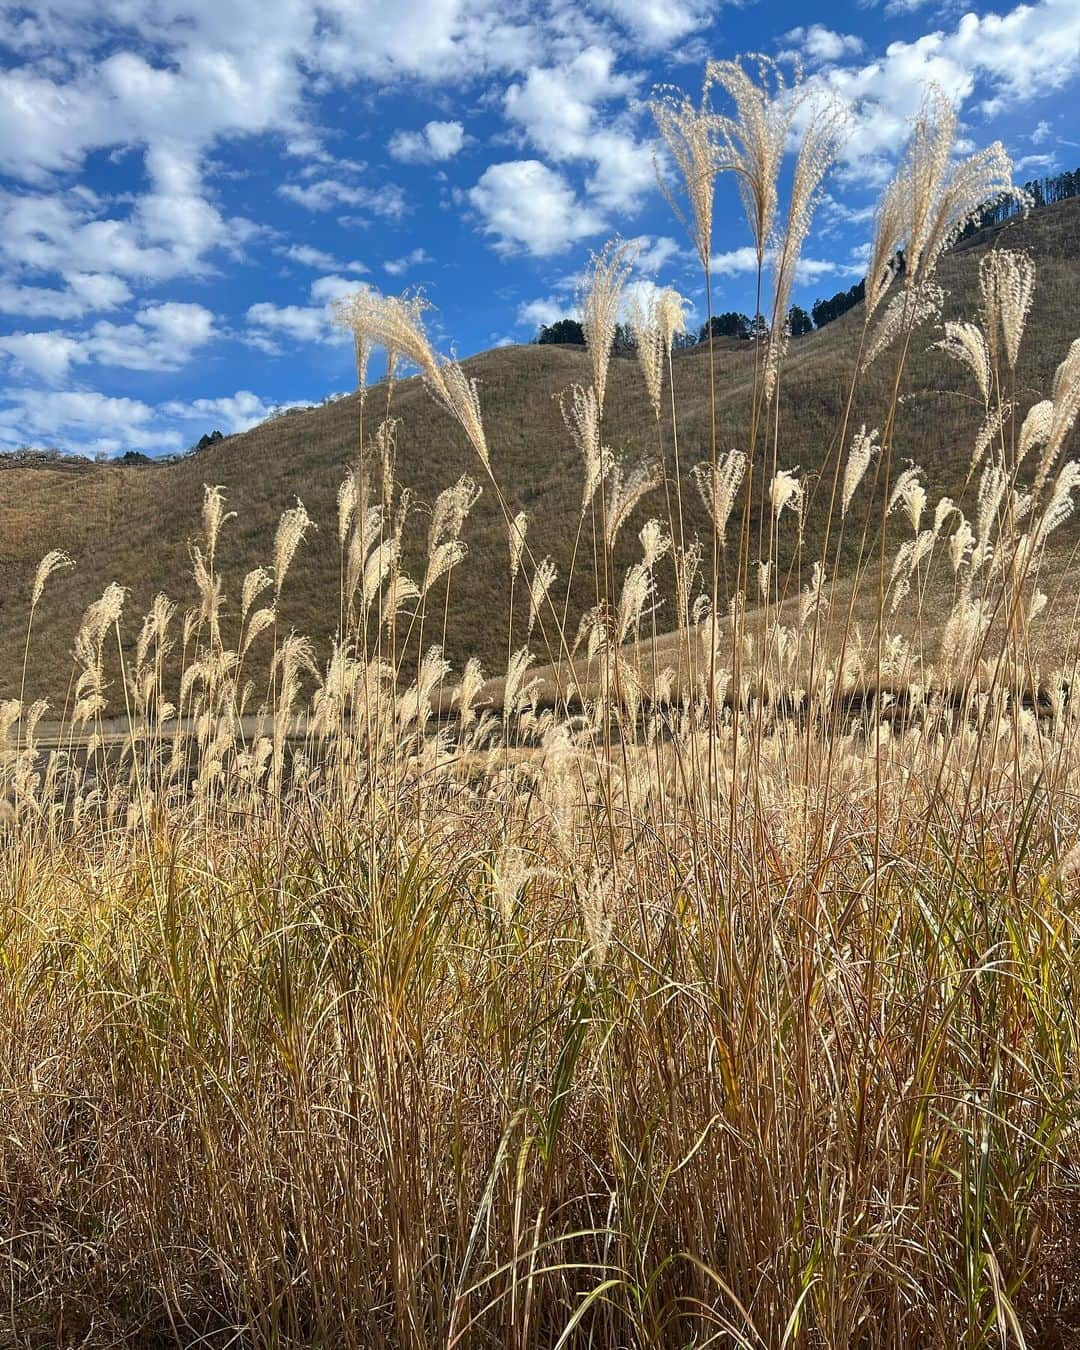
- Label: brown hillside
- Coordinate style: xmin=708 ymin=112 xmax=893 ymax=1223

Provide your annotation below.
xmin=1 ymin=197 xmax=1078 ymax=704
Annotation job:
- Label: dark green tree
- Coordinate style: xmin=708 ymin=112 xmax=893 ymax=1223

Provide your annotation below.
xmin=698 ymin=312 xmax=751 ymax=341
xmin=787 ymin=305 xmax=813 ymax=337
xmin=535 ymin=318 xmax=585 ymax=345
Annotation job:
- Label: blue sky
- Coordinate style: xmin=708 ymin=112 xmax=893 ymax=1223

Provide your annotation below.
xmin=0 ymin=0 xmax=1077 ymax=457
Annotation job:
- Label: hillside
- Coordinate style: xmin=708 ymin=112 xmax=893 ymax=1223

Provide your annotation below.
xmin=1 ymin=197 xmax=1079 ymax=705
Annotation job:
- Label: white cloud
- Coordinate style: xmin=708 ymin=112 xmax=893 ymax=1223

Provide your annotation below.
xmin=503 ymin=47 xmax=654 ymax=213
xmin=1014 ymin=152 xmax=1059 ymax=175
xmin=782 ymin=25 xmax=864 ymax=65
xmin=0 ymin=331 xmax=84 ymax=380
xmin=0 ymin=301 xmax=216 ymax=381
xmin=631 ymin=235 xmax=684 ymax=275
xmin=709 ymin=246 xmax=760 ymax=277
xmin=590 ymin=0 xmax=719 ymax=48
xmin=468 ymin=159 xmax=605 ymax=257
xmin=389 ymin=119 xmax=465 ymax=164
xmin=0 ymin=388 xmax=181 ymax=456
xmin=1031 ymin=119 xmax=1052 ymax=145
xmin=816 ymin=0 xmax=1080 ymax=181
xmin=245 ymin=275 xmax=358 ymax=351
xmin=161 ymin=390 xmax=289 ymax=435
xmin=0 ymin=382 xmax=298 ymax=456
xmin=309 ymin=274 xmax=366 ymax=303
xmin=384 ymin=247 xmax=432 ymax=275
xmin=516 ymin=295 xmax=572 ymax=330
xmin=278 ymin=179 xmax=406 ymax=216
xmin=0 ymin=272 xmax=132 ymax=320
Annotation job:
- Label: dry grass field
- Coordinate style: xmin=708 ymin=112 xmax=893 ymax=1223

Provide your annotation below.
xmin=3 ymin=70 xmax=1080 ymax=1350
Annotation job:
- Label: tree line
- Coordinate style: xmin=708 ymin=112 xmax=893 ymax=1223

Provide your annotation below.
xmin=534 ymin=306 xmax=814 ymax=350
xmin=533 ymin=165 xmax=1079 ymax=349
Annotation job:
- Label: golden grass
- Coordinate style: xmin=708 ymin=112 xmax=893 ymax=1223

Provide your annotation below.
xmin=3 ymin=68 xmax=1080 ymax=1350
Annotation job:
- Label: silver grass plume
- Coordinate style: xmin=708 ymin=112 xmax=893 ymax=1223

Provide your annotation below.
xmin=605 ymin=456 xmax=661 ymax=549
xmin=1035 ymin=339 xmax=1080 ymax=492
xmin=650 ymin=83 xmax=720 ymax=271
xmin=201 ymin=484 xmax=235 ymax=566
xmin=770 ymin=468 xmax=803 ymax=523
xmin=932 ymin=321 xmax=992 ymax=406
xmin=337 ymin=473 xmax=358 ymax=546
xmin=980 ymin=249 xmax=1035 ymax=371
xmin=692 ymin=450 xmax=746 ymax=544
xmin=639 ymin=518 xmax=671 ymax=568
xmin=580 ymin=239 xmax=638 ymax=414
xmin=762 ymin=89 xmax=846 ymax=402
xmin=273 ymin=499 xmax=314 ymax=596
xmin=560 ymin=384 xmax=610 ymax=513
xmin=841 ymin=425 xmax=877 ymax=517
xmin=527 ymin=557 xmax=558 ymax=636
xmin=31 ymin=549 xmax=74 ymax=610
xmin=508 ymin=511 xmax=528 ymax=581
xmin=627 ymin=285 xmax=688 ymax=415
xmin=331 ymin=288 xmax=379 ymax=403
xmin=707 ymin=54 xmax=804 ymax=263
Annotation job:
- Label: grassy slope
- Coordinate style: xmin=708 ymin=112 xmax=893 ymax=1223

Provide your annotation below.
xmin=1 ymin=198 xmax=1078 ymax=705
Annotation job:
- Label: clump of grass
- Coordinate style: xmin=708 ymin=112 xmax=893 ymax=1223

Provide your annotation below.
xmin=3 ymin=62 xmax=1080 ymax=1350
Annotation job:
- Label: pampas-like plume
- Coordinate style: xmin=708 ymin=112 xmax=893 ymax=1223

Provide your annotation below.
xmin=424 ymin=475 xmax=480 ymax=595
xmin=980 ymin=250 xmax=1035 ymax=371
xmin=31 ymin=549 xmax=74 ymax=610
xmin=581 ymin=863 xmax=619 ymax=968
xmin=692 ymin=450 xmax=747 ymax=544
xmin=841 ymin=426 xmax=877 ymax=517
xmin=331 ymin=288 xmax=379 ymax=401
xmin=428 ymin=358 xmax=490 ymax=470
xmin=503 ymin=646 xmax=539 ymax=721
xmin=581 ymin=239 xmax=638 ymax=413
xmin=627 ymin=285 xmax=688 ymax=414
xmin=639 ymin=518 xmax=671 ymax=569
xmin=616 ymin=561 xmax=656 ymax=644
xmin=888 ymin=466 xmax=927 ymax=533
xmin=241 ymin=606 xmax=276 ymax=658
xmin=527 ymin=557 xmax=558 ymax=636
xmin=201 ymin=484 xmax=235 ymax=565
xmin=452 ymin=656 xmax=486 ymax=729
xmin=337 ymin=474 xmax=358 ymax=546
xmin=933 ymin=322 xmax=992 ymax=406
xmin=605 ymin=456 xmax=661 ymax=549
xmin=976 ymin=462 xmax=1007 ymax=547
xmin=865 ymin=177 xmax=906 ymax=319
xmin=1035 ymin=339 xmax=1080 ymax=491
xmin=770 ymin=468 xmax=803 ymax=523
xmin=949 ymin=516 xmax=974 ymax=573
xmin=273 ymin=500 xmax=314 ymax=596
xmin=1035 ymin=460 xmax=1080 ymax=548
xmin=762 ymin=89 xmax=846 ymax=402
xmin=560 ymin=384 xmax=610 ymax=513
xmin=1018 ymin=400 xmax=1053 ymax=468
xmin=650 ymin=85 xmax=720 ymax=270
xmin=674 ymin=541 xmax=702 ymax=634
xmin=902 ymin=86 xmax=1018 ymax=291
xmin=493 ymin=845 xmax=532 ymax=930
xmin=508 ymin=511 xmax=528 ymax=581
xmin=707 ymin=54 xmax=804 ymax=262
xmin=863 ymin=284 xmax=944 ymax=372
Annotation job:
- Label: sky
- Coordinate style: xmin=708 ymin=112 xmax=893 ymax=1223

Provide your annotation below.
xmin=0 ymin=0 xmax=1077 ymax=458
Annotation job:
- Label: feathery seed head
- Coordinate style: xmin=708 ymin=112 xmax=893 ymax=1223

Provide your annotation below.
xmin=31 ymin=549 xmax=74 ymax=611
xmin=273 ymin=499 xmax=314 ymax=596
xmin=580 ymin=238 xmax=638 ymax=413
xmin=650 ymin=84 xmax=720 ymax=270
